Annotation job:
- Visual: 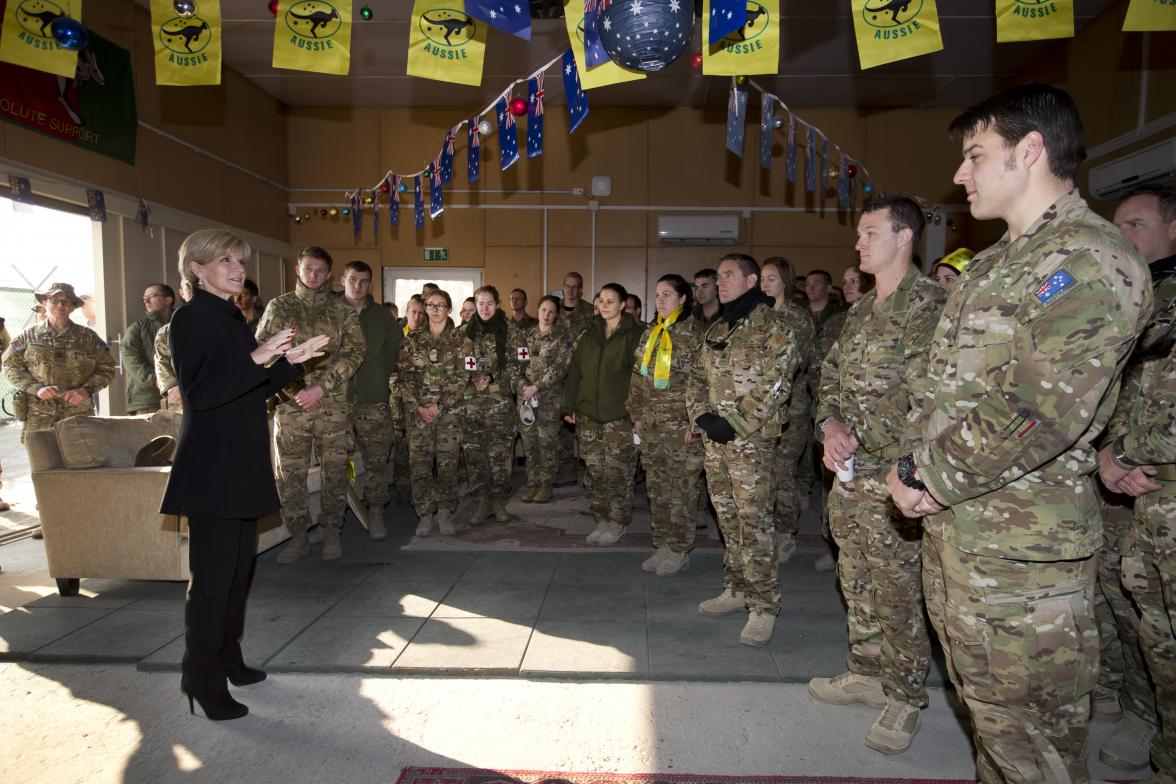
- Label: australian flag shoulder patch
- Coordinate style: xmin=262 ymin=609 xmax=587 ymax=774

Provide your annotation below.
xmin=1034 ymin=268 xmax=1077 ymax=305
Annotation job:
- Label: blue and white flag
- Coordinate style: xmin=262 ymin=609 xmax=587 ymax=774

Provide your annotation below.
xmin=466 ymin=0 xmax=532 ymax=39
xmin=562 ymin=49 xmax=590 ymax=133
xmin=352 ymin=191 xmax=362 ymax=239
xmin=468 ymin=117 xmax=481 ymax=183
xmin=785 ymin=113 xmax=797 ymax=183
xmin=838 ymin=154 xmax=849 ymax=209
xmin=725 ymin=81 xmax=747 ymax=157
xmin=390 ymin=176 xmax=400 ymax=227
xmin=439 ymin=126 xmax=457 ymax=186
xmin=805 ymin=126 xmax=817 ymax=192
xmin=821 ymin=137 xmax=829 ymax=195
xmin=372 ymin=190 xmax=380 ymax=239
xmin=430 ymin=158 xmax=444 ymax=219
xmin=527 ymin=74 xmax=545 ymax=159
xmin=759 ymin=92 xmax=774 ymax=170
xmin=496 ymin=96 xmax=520 ymax=170
xmin=414 ymin=175 xmax=424 ymax=230
xmin=710 ymin=0 xmax=746 ymax=46
xmin=583 ymin=0 xmax=610 ymax=68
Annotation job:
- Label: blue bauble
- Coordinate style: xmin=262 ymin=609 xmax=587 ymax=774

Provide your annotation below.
xmin=50 ymin=17 xmax=88 ymax=51
xmin=598 ymin=0 xmax=695 ymax=73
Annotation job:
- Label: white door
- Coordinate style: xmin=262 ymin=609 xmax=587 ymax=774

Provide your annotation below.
xmin=383 ymin=267 xmax=482 ymax=315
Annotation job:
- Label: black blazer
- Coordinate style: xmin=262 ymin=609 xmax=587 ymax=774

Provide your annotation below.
xmin=160 ymin=288 xmax=301 ymax=519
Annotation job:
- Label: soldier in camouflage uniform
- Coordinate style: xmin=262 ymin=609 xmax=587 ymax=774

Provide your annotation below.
xmin=393 ymin=296 xmax=427 ymax=501
xmin=463 ymin=286 xmax=519 ymax=525
xmin=687 ymin=255 xmax=801 ymax=647
xmin=889 ymin=86 xmax=1153 ymax=782
xmin=805 ymin=198 xmax=947 ymax=755
xmin=399 ymin=290 xmax=472 ymax=536
xmin=1094 ymin=184 xmax=1176 ymax=773
xmin=155 ymin=278 xmax=194 ymax=411
xmin=123 ymin=283 xmax=174 ymax=415
xmin=514 ymin=296 xmax=573 ymax=503
xmin=627 ymin=275 xmax=706 ymax=576
xmin=558 ymin=272 xmax=595 ymax=481
xmin=256 ymin=247 xmax=365 ymax=563
xmin=760 ymin=258 xmax=816 ymax=563
xmin=3 ymin=282 xmax=114 ymax=443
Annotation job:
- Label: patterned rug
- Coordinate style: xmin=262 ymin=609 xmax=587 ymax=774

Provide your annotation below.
xmin=394 ymin=767 xmax=974 ymax=784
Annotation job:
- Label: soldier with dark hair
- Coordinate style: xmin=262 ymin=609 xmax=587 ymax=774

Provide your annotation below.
xmin=124 ymin=283 xmax=175 ymax=414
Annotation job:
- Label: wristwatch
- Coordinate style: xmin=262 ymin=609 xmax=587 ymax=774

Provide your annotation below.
xmin=1109 ymin=435 xmax=1143 ymax=469
xmin=896 ymin=453 xmax=926 ymax=492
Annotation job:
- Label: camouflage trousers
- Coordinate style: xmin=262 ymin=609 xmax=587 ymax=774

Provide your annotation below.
xmin=274 ymin=402 xmax=354 ymax=536
xmin=1096 ymin=490 xmax=1156 ymax=724
xmin=828 ymin=463 xmax=930 ymax=707
xmin=703 ymin=436 xmax=779 ymax=614
xmin=773 ymin=416 xmax=813 ymax=536
xmin=1121 ymin=480 xmax=1176 ymax=773
xmin=406 ymin=409 xmax=462 ymax=517
xmin=578 ymin=416 xmax=637 ymax=527
xmin=923 ymin=533 xmax=1098 ymax=784
xmin=22 ymin=398 xmax=95 ymax=444
xmin=393 ymin=433 xmax=411 ymax=495
xmin=520 ymin=395 xmax=561 ymax=491
xmin=463 ymin=393 xmax=515 ymax=503
xmin=351 ymin=402 xmax=395 ymax=512
xmin=642 ymin=421 xmax=704 ymax=554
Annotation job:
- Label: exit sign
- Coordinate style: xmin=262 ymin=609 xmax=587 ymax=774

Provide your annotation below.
xmin=423 ymin=248 xmax=448 ymax=262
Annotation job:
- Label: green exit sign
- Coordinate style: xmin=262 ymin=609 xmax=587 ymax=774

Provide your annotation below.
xmin=423 ymin=248 xmax=448 ymax=262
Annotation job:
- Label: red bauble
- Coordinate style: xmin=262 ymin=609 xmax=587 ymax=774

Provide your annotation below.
xmin=509 ymin=97 xmax=527 ymax=117
xmin=319 ymin=208 xmax=328 ymax=217
xmin=379 ymin=181 xmax=390 ymax=194
xmin=268 ymin=1 xmax=280 ymax=15
xmin=691 ymin=52 xmax=703 ymax=69
xmin=847 ymin=164 xmax=858 ymax=178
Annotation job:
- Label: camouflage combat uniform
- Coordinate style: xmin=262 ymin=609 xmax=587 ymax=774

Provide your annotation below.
xmin=256 ymin=280 xmax=365 ymax=538
xmin=513 ymin=321 xmax=574 ymax=494
xmin=800 ymin=303 xmax=847 ymax=523
xmin=392 ymin=321 xmax=416 ymax=499
xmin=817 ymin=265 xmax=946 ymax=709
xmin=3 ymin=321 xmax=114 ymax=442
xmin=560 ymin=298 xmax=595 ymax=343
xmin=1116 ymin=263 xmax=1176 ymax=774
xmin=154 ymin=322 xmax=180 ymax=410
xmin=122 ymin=311 xmax=165 ymax=414
xmin=462 ymin=317 xmax=518 ymax=506
xmin=913 ymin=191 xmax=1152 ymax=783
xmin=687 ymin=297 xmax=801 ymax=615
xmin=771 ymin=300 xmax=816 ymax=539
xmin=558 ymin=298 xmax=595 ymax=478
xmin=347 ymin=296 xmax=401 ymax=513
xmin=627 ymin=311 xmax=706 ymax=554
xmin=398 ymin=322 xmax=472 ymax=517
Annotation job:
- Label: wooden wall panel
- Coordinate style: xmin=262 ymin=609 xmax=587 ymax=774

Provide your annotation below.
xmin=484 ymin=246 xmax=543 ymax=306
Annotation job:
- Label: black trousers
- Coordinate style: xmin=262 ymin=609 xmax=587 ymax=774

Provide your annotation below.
xmin=183 ymin=517 xmax=258 ymax=693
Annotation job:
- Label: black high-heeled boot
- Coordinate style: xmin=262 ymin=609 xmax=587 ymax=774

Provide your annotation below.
xmin=225 ymin=663 xmax=267 ymax=686
xmin=182 ymin=686 xmax=249 ymax=721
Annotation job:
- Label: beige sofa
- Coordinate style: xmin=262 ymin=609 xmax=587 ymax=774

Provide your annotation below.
xmin=26 ymin=412 xmax=288 ymax=596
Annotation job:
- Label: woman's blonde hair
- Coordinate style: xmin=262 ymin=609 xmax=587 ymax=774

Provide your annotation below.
xmin=178 ymin=229 xmax=252 ymax=286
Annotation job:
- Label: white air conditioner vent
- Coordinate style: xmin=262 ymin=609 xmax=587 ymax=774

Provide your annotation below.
xmin=657 ymin=215 xmax=740 ymax=245
xmin=1089 ymin=138 xmax=1176 ymax=201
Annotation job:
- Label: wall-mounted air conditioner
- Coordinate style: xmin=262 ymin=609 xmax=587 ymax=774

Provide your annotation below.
xmin=657 ymin=215 xmax=740 ymax=245
xmin=1089 ymin=138 xmax=1176 ymax=201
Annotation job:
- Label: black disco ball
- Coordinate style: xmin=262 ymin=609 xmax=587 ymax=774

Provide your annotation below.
xmin=598 ymin=0 xmax=695 ymax=73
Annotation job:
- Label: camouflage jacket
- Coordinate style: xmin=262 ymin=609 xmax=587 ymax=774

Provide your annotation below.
xmin=463 ymin=318 xmax=518 ymax=404
xmin=915 ymin=190 xmax=1153 ymax=561
xmin=687 ymin=299 xmax=801 ymax=441
xmin=154 ymin=321 xmax=177 ymax=394
xmin=255 ymin=280 xmax=366 ymax=405
xmin=511 ymin=321 xmax=574 ymax=400
xmin=779 ymin=300 xmax=817 ymax=429
xmin=627 ymin=312 xmax=706 ymax=430
xmin=398 ymin=321 xmax=473 ymax=413
xmin=817 ymin=265 xmax=947 ymax=466
xmin=560 ymin=299 xmax=594 ymax=343
xmin=807 ymin=303 xmax=846 ymax=406
xmin=2 ymin=320 xmax=115 ymax=419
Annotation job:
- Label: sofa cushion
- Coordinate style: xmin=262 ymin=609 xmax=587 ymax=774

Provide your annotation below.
xmin=55 ymin=411 xmax=183 ymax=469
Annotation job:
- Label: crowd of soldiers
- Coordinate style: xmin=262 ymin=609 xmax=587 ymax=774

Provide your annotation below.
xmin=2 ymin=82 xmax=1176 ymax=780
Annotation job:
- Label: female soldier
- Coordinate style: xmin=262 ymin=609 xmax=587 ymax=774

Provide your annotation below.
xmin=399 ymin=289 xmax=471 ymax=536
xmin=931 ymin=248 xmax=974 ymax=290
xmin=515 ymin=295 xmax=573 ymax=504
xmin=459 ymin=297 xmax=476 ymax=325
xmin=463 ymin=286 xmax=517 ymax=524
xmin=842 ymin=265 xmax=874 ymax=306
xmin=627 ymin=275 xmax=705 ymax=575
xmin=563 ymin=283 xmax=642 ymax=545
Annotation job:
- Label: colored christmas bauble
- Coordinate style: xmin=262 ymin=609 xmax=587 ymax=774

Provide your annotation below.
xmin=847 ymin=164 xmax=858 ymax=178
xmin=364 ymin=195 xmax=374 ymax=204
xmin=478 ymin=119 xmax=492 ymax=135
xmin=173 ymin=0 xmax=196 ymax=17
xmin=328 ymin=207 xmax=338 ymax=217
xmin=863 ymin=183 xmax=874 ymax=194
xmin=598 ymin=0 xmax=695 ymax=73
xmin=50 ymin=17 xmax=88 ymax=50
xmin=509 ymin=97 xmax=527 ymax=117
xmin=734 ymin=75 xmax=747 ymax=86
xmin=268 ymin=1 xmax=280 ymax=15
xmin=828 ymin=167 xmax=839 ymax=179
xmin=359 ymin=5 xmax=373 ymax=21
xmin=771 ymin=115 xmax=786 ymax=130
xmin=925 ymin=211 xmax=934 ymax=220
xmin=379 ymin=181 xmax=390 ymax=194
xmin=398 ymin=182 xmax=408 ymax=192
xmin=319 ymin=208 xmax=329 ymax=217
xmin=293 ymin=216 xmax=303 ymax=224
xmin=690 ymin=52 xmax=703 ymax=69
xmin=933 ymin=215 xmax=942 ymax=225
xmin=302 ymin=212 xmax=311 ymax=221
xmin=341 ymin=207 xmax=351 ymax=216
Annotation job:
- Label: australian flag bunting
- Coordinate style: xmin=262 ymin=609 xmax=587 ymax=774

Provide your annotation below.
xmin=805 ymin=126 xmax=817 ymax=192
xmin=583 ymin=0 xmax=610 ymax=68
xmin=725 ymin=81 xmax=747 ymax=157
xmin=849 ymin=160 xmax=858 ymax=212
xmin=527 ymin=74 xmax=545 ymax=159
xmin=759 ymin=93 xmax=773 ymax=170
xmin=710 ymin=0 xmax=746 ymax=46
xmin=430 ymin=158 xmax=444 ymax=220
xmin=468 ymin=118 xmax=481 ymax=183
xmin=562 ymin=50 xmax=589 ymax=133
xmin=821 ymin=137 xmax=830 ymax=195
xmin=497 ymin=96 xmax=520 ymax=170
xmin=414 ymin=175 xmax=424 ymax=231
xmin=466 ymin=0 xmax=532 ymax=39
xmin=439 ymin=127 xmax=457 ymax=186
xmin=352 ymin=191 xmax=362 ymax=239
xmin=372 ymin=190 xmax=380 ymax=241
xmin=389 ymin=176 xmax=400 ymax=228
xmin=785 ymin=114 xmax=797 ymax=183
xmin=838 ymin=154 xmax=849 ymax=209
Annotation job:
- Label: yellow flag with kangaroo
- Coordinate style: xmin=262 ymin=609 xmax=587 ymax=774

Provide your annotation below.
xmin=0 ymin=0 xmax=83 ymax=78
xmin=151 ymin=0 xmax=221 ymax=85
xmin=407 ymin=0 xmax=487 ymax=86
xmin=272 ymin=0 xmax=351 ymax=76
xmin=996 ymin=0 xmax=1074 ymax=43
xmin=851 ymin=0 xmax=943 ymax=70
xmin=703 ymin=0 xmax=779 ymax=76
xmin=1123 ymin=0 xmax=1176 ymax=32
xmin=561 ymin=0 xmax=643 ymax=90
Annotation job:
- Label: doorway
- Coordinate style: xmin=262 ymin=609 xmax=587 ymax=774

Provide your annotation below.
xmin=383 ymin=267 xmax=483 ymax=318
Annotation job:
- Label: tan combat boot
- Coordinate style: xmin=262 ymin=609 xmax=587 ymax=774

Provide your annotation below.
xmin=698 ymin=588 xmax=746 ymax=617
xmin=491 ymin=499 xmax=514 ymax=523
xmin=436 ymin=508 xmax=456 ymax=536
xmin=865 ymin=699 xmax=921 ymax=754
xmin=521 ymin=488 xmax=537 ymax=503
xmin=415 ymin=513 xmax=434 ymax=537
xmin=367 ymin=508 xmax=388 ymax=541
xmin=807 ymin=672 xmax=887 ymax=708
xmin=307 ymin=525 xmax=325 ymax=544
xmin=1092 ymin=683 xmax=1123 ymax=721
xmin=532 ymin=485 xmax=553 ymax=503
xmin=642 ymin=546 xmax=670 ymax=572
xmin=585 ymin=520 xmax=609 ymax=544
xmin=594 ymin=522 xmax=624 ymax=545
xmin=740 ymin=610 xmax=775 ymax=647
xmin=656 ymin=550 xmax=689 ymax=576
xmin=321 ymin=528 xmax=342 ymax=561
xmin=469 ymin=497 xmax=490 ymax=525
xmin=276 ymin=533 xmax=309 ymax=564
xmin=1099 ymin=711 xmax=1157 ymax=771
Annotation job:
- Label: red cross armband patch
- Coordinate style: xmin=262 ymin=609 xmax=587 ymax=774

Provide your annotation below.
xmin=464 ymin=356 xmax=477 ymax=371
xmin=517 ymin=346 xmax=530 ymax=361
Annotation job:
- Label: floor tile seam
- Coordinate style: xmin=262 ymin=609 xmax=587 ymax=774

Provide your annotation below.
xmin=260 ymin=586 xmax=373 ymax=669
xmin=514 ymin=549 xmax=563 ymax=676
xmin=20 ymin=604 xmax=122 ymax=658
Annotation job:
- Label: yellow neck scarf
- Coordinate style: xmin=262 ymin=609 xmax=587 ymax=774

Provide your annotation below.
xmin=640 ymin=305 xmax=683 ymax=389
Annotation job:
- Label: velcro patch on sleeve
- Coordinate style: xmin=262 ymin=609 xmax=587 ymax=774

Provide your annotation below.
xmin=1034 ymin=268 xmax=1076 ymax=305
